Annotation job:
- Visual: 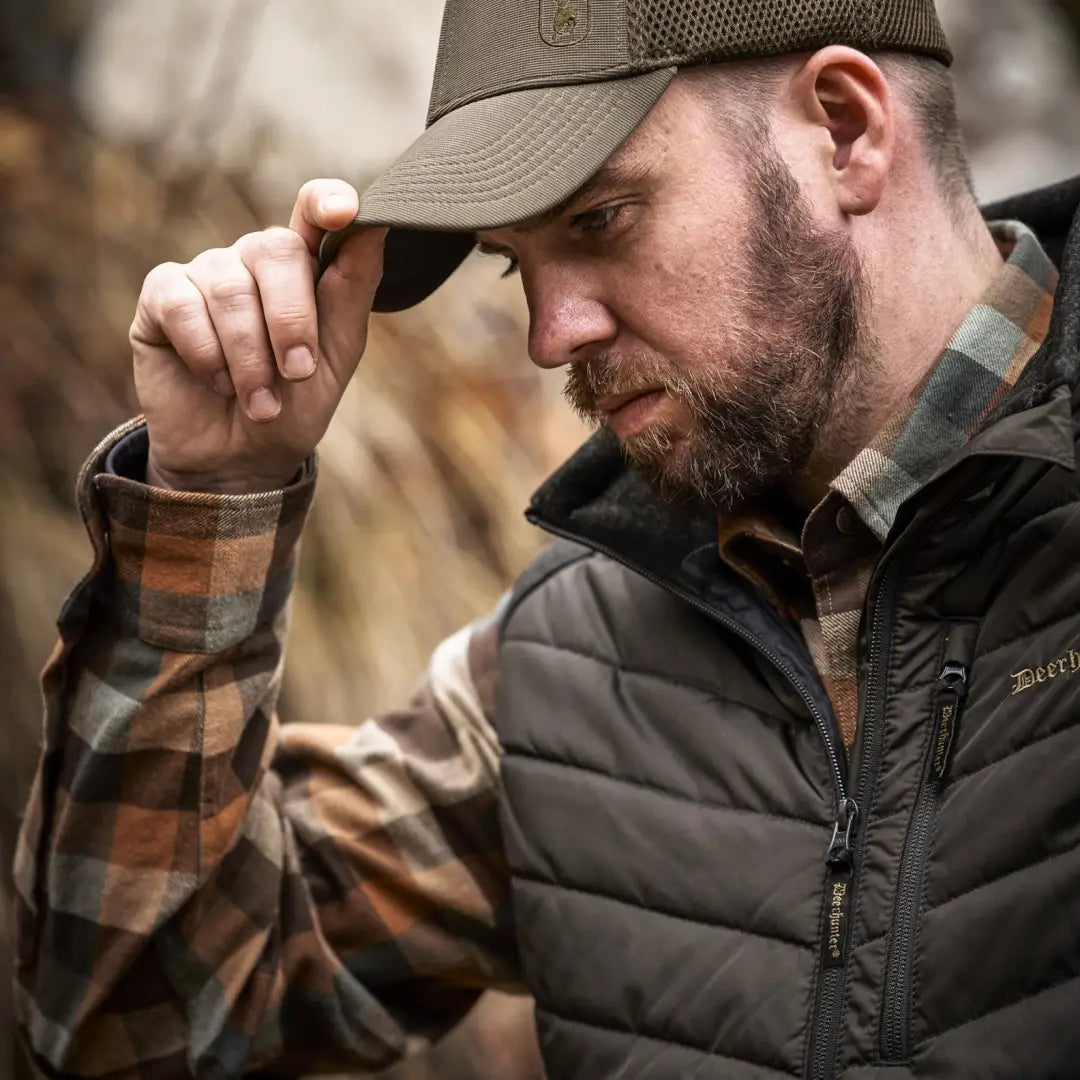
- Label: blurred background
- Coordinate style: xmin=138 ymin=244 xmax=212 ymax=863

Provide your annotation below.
xmin=2 ymin=1 xmax=1080 ymax=1076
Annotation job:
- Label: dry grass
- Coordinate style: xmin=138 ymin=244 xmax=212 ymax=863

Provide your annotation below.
xmin=0 ymin=103 xmax=578 ymax=1079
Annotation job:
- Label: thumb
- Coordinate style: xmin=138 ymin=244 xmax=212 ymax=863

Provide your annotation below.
xmin=316 ymin=225 xmax=388 ymax=384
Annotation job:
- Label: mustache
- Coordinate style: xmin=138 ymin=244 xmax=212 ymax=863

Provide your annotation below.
xmin=564 ymin=353 xmax=676 ymax=421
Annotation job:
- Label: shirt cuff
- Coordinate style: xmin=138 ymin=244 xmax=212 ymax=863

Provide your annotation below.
xmin=85 ymin=421 xmax=317 ymax=653
xmin=103 ymin=425 xmax=151 ymax=481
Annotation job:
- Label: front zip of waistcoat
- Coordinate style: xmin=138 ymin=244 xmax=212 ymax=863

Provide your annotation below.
xmin=805 ymin=556 xmax=902 ymax=1080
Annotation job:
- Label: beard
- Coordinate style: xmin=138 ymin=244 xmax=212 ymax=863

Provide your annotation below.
xmin=564 ymin=138 xmax=874 ymax=510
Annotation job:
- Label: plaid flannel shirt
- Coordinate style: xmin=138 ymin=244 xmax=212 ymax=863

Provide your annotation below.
xmin=15 ymin=221 xmax=1057 ymax=1076
xmin=717 ymin=221 xmax=1058 ymax=748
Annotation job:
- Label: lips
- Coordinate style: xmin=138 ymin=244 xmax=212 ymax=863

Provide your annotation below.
xmin=595 ymin=387 xmax=664 ymax=415
xmin=596 ymin=387 xmax=669 ymax=441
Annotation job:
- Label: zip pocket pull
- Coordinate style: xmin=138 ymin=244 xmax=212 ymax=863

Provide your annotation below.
xmin=931 ymin=662 xmax=968 ymax=782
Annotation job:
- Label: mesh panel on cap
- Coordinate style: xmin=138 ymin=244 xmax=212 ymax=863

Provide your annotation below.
xmin=627 ymin=0 xmax=951 ymax=66
xmin=874 ymin=1 xmax=951 ymax=57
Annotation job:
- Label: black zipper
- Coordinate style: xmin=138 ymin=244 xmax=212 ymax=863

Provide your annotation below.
xmin=812 ymin=796 xmax=859 ymax=1078
xmin=878 ymin=660 xmax=969 ymax=1062
xmin=805 ymin=556 xmax=901 ymax=1080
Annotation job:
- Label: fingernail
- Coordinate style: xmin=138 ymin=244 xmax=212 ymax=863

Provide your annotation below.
xmin=283 ymin=345 xmax=315 ymax=380
xmin=248 ymin=387 xmax=280 ymax=421
xmin=212 ymin=371 xmax=235 ymax=397
xmin=320 ymin=193 xmax=352 ymax=216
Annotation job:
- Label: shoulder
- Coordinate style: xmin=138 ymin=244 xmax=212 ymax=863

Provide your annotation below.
xmin=504 ymin=539 xmax=596 ymax=617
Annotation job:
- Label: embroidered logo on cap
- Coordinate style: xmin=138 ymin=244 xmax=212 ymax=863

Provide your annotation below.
xmin=540 ymin=0 xmax=590 ymax=47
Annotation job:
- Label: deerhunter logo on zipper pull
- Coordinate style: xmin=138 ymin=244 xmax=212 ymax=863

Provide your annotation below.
xmin=1011 ymin=648 xmax=1080 ymax=695
xmin=824 ymin=874 xmax=850 ymax=966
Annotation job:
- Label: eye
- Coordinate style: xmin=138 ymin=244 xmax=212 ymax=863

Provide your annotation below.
xmin=571 ymin=203 xmax=625 ymax=233
xmin=477 ymin=245 xmax=520 ymax=278
xmin=477 ymin=241 xmax=521 ymax=277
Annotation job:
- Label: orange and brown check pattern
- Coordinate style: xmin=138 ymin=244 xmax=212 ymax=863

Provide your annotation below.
xmin=718 ymin=221 xmax=1059 ymax=749
xmin=14 ymin=421 xmax=518 ymax=1077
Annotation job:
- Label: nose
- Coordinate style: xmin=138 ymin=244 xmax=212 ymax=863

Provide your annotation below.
xmin=525 ymin=275 xmax=618 ymax=371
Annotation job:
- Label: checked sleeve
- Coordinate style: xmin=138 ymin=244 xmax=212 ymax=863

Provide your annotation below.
xmin=13 ymin=420 xmax=520 ymax=1077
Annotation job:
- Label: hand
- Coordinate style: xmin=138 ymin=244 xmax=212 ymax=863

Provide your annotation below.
xmin=129 ymin=180 xmax=386 ymax=493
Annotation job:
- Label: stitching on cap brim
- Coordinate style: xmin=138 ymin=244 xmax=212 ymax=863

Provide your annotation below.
xmin=351 ymin=67 xmax=676 ymax=233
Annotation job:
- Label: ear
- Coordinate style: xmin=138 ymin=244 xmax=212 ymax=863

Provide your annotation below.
xmin=790 ymin=46 xmax=894 ymax=216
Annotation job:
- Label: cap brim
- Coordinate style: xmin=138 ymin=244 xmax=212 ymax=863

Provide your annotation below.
xmin=319 ymin=68 xmax=676 ymax=312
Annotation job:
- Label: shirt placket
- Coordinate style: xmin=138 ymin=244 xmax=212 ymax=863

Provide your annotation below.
xmin=802 ymin=493 xmax=880 ymax=751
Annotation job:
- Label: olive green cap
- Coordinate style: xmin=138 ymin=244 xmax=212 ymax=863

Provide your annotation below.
xmin=321 ymin=0 xmax=951 ymax=311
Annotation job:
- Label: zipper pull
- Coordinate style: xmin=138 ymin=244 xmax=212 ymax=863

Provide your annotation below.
xmin=931 ymin=662 xmax=969 ymax=782
xmin=826 ymin=798 xmax=859 ymax=868
xmin=822 ymin=799 xmax=858 ymax=968
xmin=940 ymin=661 xmax=969 ymax=695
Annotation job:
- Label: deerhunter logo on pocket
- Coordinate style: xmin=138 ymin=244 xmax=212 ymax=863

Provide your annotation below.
xmin=1011 ymin=650 xmax=1080 ymax=695
xmin=540 ymin=0 xmax=589 ymax=46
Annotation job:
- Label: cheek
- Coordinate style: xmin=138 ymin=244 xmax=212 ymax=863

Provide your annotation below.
xmin=611 ymin=241 xmax=746 ymax=357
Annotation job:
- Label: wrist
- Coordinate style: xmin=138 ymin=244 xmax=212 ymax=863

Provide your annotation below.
xmin=146 ymin=455 xmax=303 ymax=495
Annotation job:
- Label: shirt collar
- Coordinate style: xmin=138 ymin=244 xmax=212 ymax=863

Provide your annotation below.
xmin=718 ymin=220 xmax=1058 ymax=570
xmin=832 ymin=220 xmax=1058 ymax=541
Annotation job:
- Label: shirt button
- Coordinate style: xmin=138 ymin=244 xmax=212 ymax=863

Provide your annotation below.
xmin=836 ymin=506 xmax=858 ymax=536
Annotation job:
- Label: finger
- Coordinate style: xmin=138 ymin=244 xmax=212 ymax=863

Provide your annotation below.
xmin=135 ymin=263 xmax=233 ymax=397
xmin=236 ymin=227 xmax=319 ymax=383
xmin=316 ymin=225 xmax=388 ymax=384
xmin=187 ymin=249 xmax=280 ymax=423
xmin=289 ymin=178 xmax=360 ymax=257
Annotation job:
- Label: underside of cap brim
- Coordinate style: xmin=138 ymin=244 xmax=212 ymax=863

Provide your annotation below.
xmin=319 ymin=67 xmax=676 ymax=312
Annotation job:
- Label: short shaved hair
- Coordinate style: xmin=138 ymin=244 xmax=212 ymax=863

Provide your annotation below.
xmin=875 ymin=52 xmax=974 ymax=210
xmin=685 ymin=51 xmax=975 ymax=216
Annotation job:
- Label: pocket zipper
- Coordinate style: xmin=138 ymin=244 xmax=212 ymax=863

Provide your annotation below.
xmin=879 ymin=660 xmax=969 ymax=1061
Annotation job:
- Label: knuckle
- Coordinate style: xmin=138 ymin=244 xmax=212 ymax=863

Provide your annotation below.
xmin=227 ymin=332 xmax=272 ymax=372
xmin=162 ymin=296 xmax=207 ymax=330
xmin=258 ymin=226 xmax=305 ymax=262
xmin=207 ymin=275 xmax=258 ymax=307
xmin=142 ymin=260 xmax=181 ymax=292
xmin=139 ymin=263 xmax=185 ymax=313
xmin=187 ymin=337 xmax=224 ymax=367
xmin=188 ymin=246 xmax=231 ymax=274
xmin=267 ymin=305 xmax=311 ymax=335
xmin=232 ymin=231 xmax=263 ymax=259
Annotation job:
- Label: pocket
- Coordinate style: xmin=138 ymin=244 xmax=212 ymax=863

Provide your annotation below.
xmin=878 ymin=622 xmax=977 ymax=1062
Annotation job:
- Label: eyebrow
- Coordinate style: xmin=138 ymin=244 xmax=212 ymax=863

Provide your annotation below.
xmin=475 ymin=158 xmax=655 ymax=252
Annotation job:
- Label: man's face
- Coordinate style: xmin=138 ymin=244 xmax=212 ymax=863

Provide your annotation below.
xmin=476 ymin=77 xmax=871 ymax=509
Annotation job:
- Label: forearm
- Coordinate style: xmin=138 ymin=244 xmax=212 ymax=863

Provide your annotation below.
xmin=14 ymin=422 xmax=519 ymax=1076
xmin=14 ymin=421 xmax=314 ymax=1074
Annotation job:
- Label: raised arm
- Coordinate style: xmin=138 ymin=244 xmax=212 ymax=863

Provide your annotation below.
xmin=14 ymin=184 xmax=520 ymax=1077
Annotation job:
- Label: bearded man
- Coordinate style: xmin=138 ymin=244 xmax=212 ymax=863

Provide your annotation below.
xmin=15 ymin=1 xmax=1080 ymax=1078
